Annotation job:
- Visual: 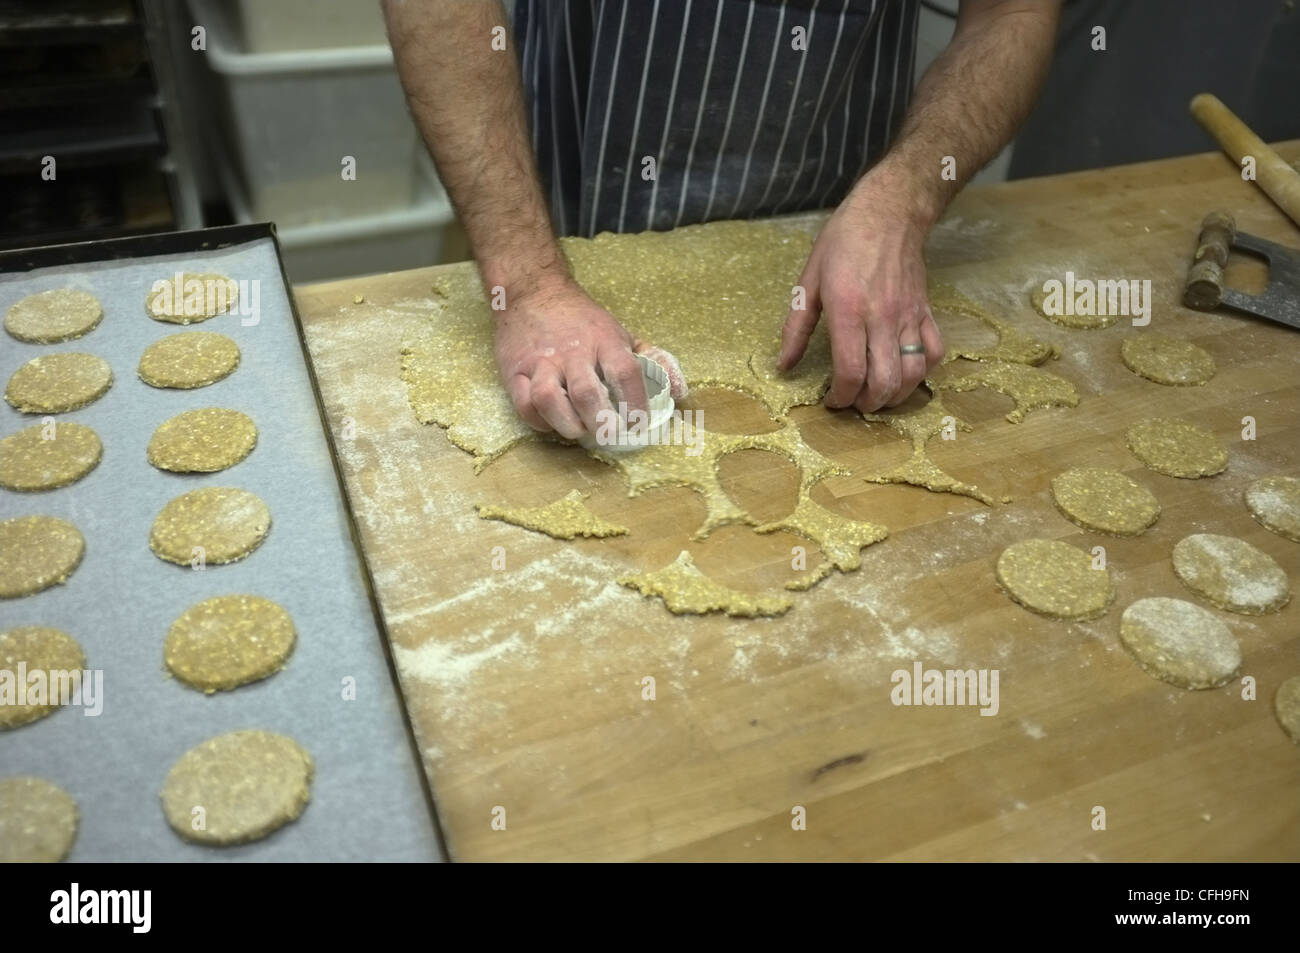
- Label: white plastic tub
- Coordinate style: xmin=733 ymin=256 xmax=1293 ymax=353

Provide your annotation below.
xmin=219 ymin=144 xmax=455 ymax=283
xmin=225 ymin=0 xmax=389 ymax=52
xmin=192 ymin=0 xmax=421 ymax=226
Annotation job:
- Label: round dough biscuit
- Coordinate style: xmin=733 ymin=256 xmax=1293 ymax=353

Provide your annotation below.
xmin=149 ymin=487 xmax=270 ymax=566
xmin=4 ymin=353 xmax=112 ymax=413
xmin=138 ymin=331 xmax=240 ymax=389
xmin=0 ymin=777 xmax=78 ymax=862
xmin=0 ymin=421 xmax=102 ymax=491
xmin=1120 ymin=333 xmax=1215 ymax=386
xmin=4 ymin=289 xmax=102 ymax=343
xmin=1126 ymin=417 xmax=1227 ymax=478
xmin=1029 ymin=285 xmax=1118 ymax=329
xmin=1245 ymin=476 xmax=1300 ymax=542
xmin=1119 ymin=597 xmax=1241 ymax=689
xmin=1051 ymin=467 xmax=1160 ymax=536
xmin=0 ymin=627 xmax=86 ymax=728
xmin=147 ymin=408 xmax=257 ymax=473
xmin=1172 ymin=533 xmax=1290 ymax=615
xmin=165 ymin=595 xmax=295 ymax=693
xmin=0 ymin=515 xmax=85 ymax=598
xmin=1276 ymin=676 xmax=1300 ymax=743
xmin=996 ymin=538 xmax=1114 ymax=621
xmin=147 ymin=272 xmax=238 ymax=324
xmin=160 ymin=730 xmax=313 ymax=845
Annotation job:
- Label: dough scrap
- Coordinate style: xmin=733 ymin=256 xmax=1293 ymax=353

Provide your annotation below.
xmin=996 ymin=538 xmax=1114 ymax=621
xmin=931 ymin=284 xmax=1059 ymax=364
xmin=1245 ymin=476 xmax=1300 ymax=542
xmin=593 ymin=419 xmax=843 ymax=540
xmin=0 ymin=515 xmax=84 ymax=598
xmin=1126 ymin=417 xmax=1227 ymax=478
xmin=1276 ymin=675 xmax=1300 ymax=743
xmin=164 ymin=595 xmax=296 ymax=693
xmin=149 ymin=487 xmax=271 ymax=566
xmin=1172 ymin=533 xmax=1289 ymax=615
xmin=619 ymin=550 xmax=793 ymax=617
xmin=147 ymin=408 xmax=257 ymax=473
xmin=1051 ymin=467 xmax=1159 ymax=536
xmin=0 ymin=777 xmax=78 ymax=862
xmin=1028 ymin=284 xmax=1118 ymax=329
xmin=147 ymin=272 xmax=238 ymax=324
xmin=5 ymin=288 xmax=102 ymax=343
xmin=936 ymin=361 xmax=1079 ymax=423
xmin=160 ymin=730 xmax=313 ymax=845
xmin=862 ymin=395 xmax=995 ymax=504
xmin=4 ymin=353 xmax=112 ymax=413
xmin=476 ymin=489 xmax=629 ymax=539
xmin=1120 ymin=333 xmax=1215 ymax=385
xmin=1119 ymin=597 xmax=1241 ymax=689
xmin=755 ymin=495 xmax=887 ymax=590
xmin=138 ymin=331 xmax=240 ymax=389
xmin=0 ymin=421 xmax=101 ymax=491
xmin=0 ymin=626 xmax=86 ymax=729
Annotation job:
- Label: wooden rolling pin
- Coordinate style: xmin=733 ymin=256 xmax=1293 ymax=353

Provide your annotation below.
xmin=1190 ymin=93 xmax=1300 ymax=230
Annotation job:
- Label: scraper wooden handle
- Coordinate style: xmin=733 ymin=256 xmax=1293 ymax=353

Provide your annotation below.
xmin=1190 ymin=93 xmax=1300 ymax=230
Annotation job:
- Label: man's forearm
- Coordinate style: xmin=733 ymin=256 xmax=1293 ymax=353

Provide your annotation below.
xmin=852 ymin=0 xmax=1061 ymax=229
xmin=383 ymin=0 xmax=568 ymax=301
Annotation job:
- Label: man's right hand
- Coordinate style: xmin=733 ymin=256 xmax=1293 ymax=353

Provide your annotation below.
xmin=495 ymin=280 xmax=651 ymax=440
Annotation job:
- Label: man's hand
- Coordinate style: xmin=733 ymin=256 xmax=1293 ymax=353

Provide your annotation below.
xmin=495 ymin=280 xmax=653 ymax=440
xmin=778 ymin=171 xmax=945 ymax=413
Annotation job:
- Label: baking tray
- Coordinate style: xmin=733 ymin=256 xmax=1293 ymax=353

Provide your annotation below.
xmin=0 ymin=223 xmax=443 ymax=861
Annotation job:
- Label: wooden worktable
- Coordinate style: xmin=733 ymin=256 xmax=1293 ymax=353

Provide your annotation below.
xmin=294 ymin=143 xmax=1300 ymax=861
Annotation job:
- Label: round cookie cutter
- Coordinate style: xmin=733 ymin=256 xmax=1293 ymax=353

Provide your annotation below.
xmin=580 ymin=353 xmax=675 ymax=452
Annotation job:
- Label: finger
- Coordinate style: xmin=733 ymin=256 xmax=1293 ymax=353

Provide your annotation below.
xmin=531 ymin=365 xmax=586 ymax=440
xmin=857 ymin=334 xmax=902 ymax=414
xmin=824 ymin=309 xmax=869 ymax=408
xmin=564 ymin=359 xmax=614 ymax=434
xmin=778 ymin=263 xmax=822 ymax=370
xmin=919 ymin=309 xmax=946 ymax=370
xmin=599 ymin=345 xmax=649 ymax=415
xmin=508 ymin=373 xmax=551 ymax=432
xmin=886 ymin=332 xmax=928 ymax=408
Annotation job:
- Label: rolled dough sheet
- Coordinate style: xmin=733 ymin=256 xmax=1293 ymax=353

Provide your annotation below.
xmin=995 ymin=538 xmax=1113 ymax=621
xmin=1245 ymin=476 xmax=1300 ymax=542
xmin=0 ymin=776 xmax=78 ymax=862
xmin=0 ymin=515 xmax=85 ymax=599
xmin=1119 ymin=597 xmax=1240 ymax=689
xmin=4 ymin=288 xmax=102 ymax=343
xmin=476 ymin=489 xmax=629 ymax=539
xmin=1120 ymin=333 xmax=1215 ymax=386
xmin=1050 ymin=466 xmax=1159 ymax=536
xmin=138 ymin=331 xmax=240 ymax=389
xmin=1126 ymin=417 xmax=1227 ymax=478
xmin=4 ymin=353 xmax=113 ymax=413
xmin=0 ymin=626 xmax=87 ymax=729
xmin=1172 ymin=533 xmax=1290 ymax=615
xmin=146 ymin=272 xmax=238 ymax=324
xmin=149 ymin=487 xmax=271 ymax=566
xmin=160 ymin=729 xmax=313 ymax=845
xmin=146 ymin=408 xmax=258 ymax=473
xmin=620 ymin=550 xmax=793 ymax=617
xmin=164 ymin=595 xmax=296 ymax=693
xmin=0 ymin=421 xmax=102 ymax=491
